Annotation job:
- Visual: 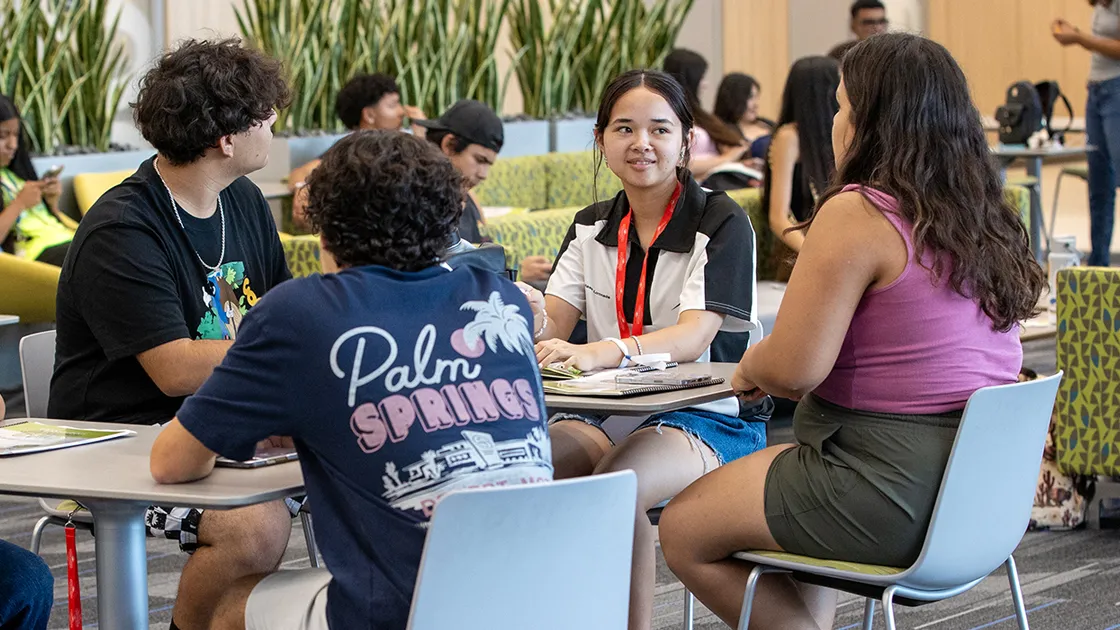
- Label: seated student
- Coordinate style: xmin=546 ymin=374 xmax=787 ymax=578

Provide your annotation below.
xmin=150 ymin=130 xmax=553 ymax=630
xmin=0 ymin=394 xmax=54 ymax=630
xmin=289 ymin=73 xmax=425 ymax=229
xmin=714 ymin=72 xmax=775 ymax=159
xmin=659 ymin=34 xmax=1046 ymax=630
xmin=521 ymin=69 xmax=767 ymax=630
xmin=418 ymin=99 xmax=552 ymax=283
xmin=663 ymin=49 xmax=749 ymax=181
xmin=828 ymin=0 xmax=890 ymax=59
xmin=0 ymin=94 xmax=76 ymax=266
xmin=50 ymin=39 xmax=296 ymax=630
xmin=762 ymin=56 xmax=840 ymax=280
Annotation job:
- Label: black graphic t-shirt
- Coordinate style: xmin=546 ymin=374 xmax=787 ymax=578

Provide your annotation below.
xmin=49 ymin=157 xmax=291 ymax=425
xmin=178 ymin=264 xmax=551 ymax=629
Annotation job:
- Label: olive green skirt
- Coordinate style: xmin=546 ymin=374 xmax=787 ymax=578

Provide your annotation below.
xmin=764 ymin=393 xmax=962 ymax=567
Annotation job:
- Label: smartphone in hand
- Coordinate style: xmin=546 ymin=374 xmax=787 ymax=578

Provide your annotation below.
xmin=41 ymin=164 xmax=64 ymax=179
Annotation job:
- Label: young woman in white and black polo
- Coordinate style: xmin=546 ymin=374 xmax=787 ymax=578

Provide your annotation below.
xmin=520 ymin=69 xmax=768 ymax=630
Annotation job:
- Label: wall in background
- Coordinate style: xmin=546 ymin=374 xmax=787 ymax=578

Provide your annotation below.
xmin=723 ymin=0 xmax=790 ymax=120
xmin=927 ymin=0 xmax=1094 ymax=121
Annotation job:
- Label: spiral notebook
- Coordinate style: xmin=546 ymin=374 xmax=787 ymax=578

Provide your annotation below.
xmin=542 ymin=367 xmax=722 ymax=398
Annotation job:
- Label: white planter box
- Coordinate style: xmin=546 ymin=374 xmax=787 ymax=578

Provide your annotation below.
xmin=551 ymin=117 xmax=596 ymax=153
xmin=501 ymin=120 xmax=550 ymax=158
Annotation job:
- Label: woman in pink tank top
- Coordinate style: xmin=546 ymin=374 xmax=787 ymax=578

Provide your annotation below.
xmin=659 ymin=34 xmax=1047 ymax=629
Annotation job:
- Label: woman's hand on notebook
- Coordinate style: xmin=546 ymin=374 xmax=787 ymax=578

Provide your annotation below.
xmin=535 ymin=338 xmax=621 ymax=372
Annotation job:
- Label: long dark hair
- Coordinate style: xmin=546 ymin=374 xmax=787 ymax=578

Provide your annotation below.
xmin=761 ymin=56 xmax=840 ymax=223
xmin=593 ymin=69 xmax=694 ymax=200
xmin=663 ymin=49 xmax=742 ymax=149
xmin=713 ymin=72 xmax=761 ymax=134
xmin=819 ymin=33 xmax=1044 ymax=331
xmin=0 ymin=95 xmax=39 ymax=253
xmin=0 ymin=95 xmax=39 ymax=181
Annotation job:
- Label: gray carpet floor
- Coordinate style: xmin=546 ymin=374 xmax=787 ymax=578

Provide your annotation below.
xmin=4 ymin=337 xmax=1118 ymax=629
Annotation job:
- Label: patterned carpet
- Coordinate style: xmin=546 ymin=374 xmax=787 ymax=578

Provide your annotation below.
xmin=3 ymin=337 xmax=1118 ymax=629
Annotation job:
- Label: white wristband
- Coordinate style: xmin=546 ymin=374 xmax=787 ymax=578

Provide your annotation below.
xmin=603 ymin=337 xmax=631 ymax=368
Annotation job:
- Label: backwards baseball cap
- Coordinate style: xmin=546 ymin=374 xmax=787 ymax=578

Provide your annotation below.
xmin=417 ymin=99 xmax=504 ymax=153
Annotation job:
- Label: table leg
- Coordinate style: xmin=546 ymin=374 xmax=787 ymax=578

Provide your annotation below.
xmin=85 ymin=500 xmax=149 ymax=629
xmin=1027 ymin=157 xmax=1044 ymax=261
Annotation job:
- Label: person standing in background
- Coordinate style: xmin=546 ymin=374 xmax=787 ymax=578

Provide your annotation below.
xmin=1054 ymin=1 xmax=1120 ymax=266
xmin=828 ymin=1 xmax=889 ymax=59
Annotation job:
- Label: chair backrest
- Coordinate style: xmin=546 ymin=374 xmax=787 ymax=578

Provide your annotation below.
xmin=407 ymin=470 xmax=637 ymax=630
xmin=904 ymin=372 xmax=1062 ymax=590
xmin=444 ymin=242 xmax=508 ymax=276
xmin=72 ymin=169 xmax=133 ymax=215
xmin=19 ymin=329 xmax=57 ymax=418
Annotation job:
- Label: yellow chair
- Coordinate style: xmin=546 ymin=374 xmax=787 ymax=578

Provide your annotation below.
xmin=73 ymin=169 xmax=134 ymax=216
xmin=0 ymin=253 xmax=61 ymax=323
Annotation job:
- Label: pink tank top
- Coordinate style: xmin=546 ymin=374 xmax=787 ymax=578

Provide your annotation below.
xmin=813 ymin=185 xmax=1022 ymax=414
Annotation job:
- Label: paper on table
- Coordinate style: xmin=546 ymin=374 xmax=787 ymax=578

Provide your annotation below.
xmin=0 ymin=421 xmax=136 ymax=456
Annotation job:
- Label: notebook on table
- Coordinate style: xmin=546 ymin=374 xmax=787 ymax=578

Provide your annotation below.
xmin=542 ymin=366 xmax=722 ymax=398
xmin=540 ymin=361 xmax=679 ymax=380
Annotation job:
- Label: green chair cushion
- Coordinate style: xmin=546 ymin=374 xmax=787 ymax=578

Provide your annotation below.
xmin=481 ymin=207 xmax=581 ymax=270
xmin=745 ymin=550 xmax=906 ymax=576
xmin=1055 ymin=267 xmax=1120 ymax=477
xmin=543 ymin=151 xmax=623 ymax=209
xmin=280 ymin=233 xmax=322 ymax=279
xmin=473 ymin=155 xmax=550 ymax=209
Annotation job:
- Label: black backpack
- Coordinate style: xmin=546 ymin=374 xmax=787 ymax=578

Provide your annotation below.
xmin=995 ymin=81 xmax=1043 ymax=145
xmin=1035 ymin=80 xmax=1074 ymax=144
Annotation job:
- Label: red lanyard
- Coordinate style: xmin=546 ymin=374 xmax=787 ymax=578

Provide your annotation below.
xmin=615 ymin=182 xmax=681 ymax=338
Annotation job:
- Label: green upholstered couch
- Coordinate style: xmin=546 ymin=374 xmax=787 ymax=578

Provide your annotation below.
xmin=474 ymin=150 xmax=1032 ymax=283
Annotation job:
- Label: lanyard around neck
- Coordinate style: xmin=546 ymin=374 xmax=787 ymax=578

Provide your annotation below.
xmin=615 ymin=182 xmax=681 ymax=338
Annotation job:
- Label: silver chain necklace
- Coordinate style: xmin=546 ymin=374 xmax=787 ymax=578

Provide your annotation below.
xmin=153 ymin=157 xmax=226 ymax=274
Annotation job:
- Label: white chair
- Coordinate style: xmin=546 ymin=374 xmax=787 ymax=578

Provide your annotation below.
xmin=407 ymin=470 xmax=637 ymax=630
xmin=19 ymin=330 xmax=95 ymax=553
xmin=733 ymin=372 xmax=1063 ymax=630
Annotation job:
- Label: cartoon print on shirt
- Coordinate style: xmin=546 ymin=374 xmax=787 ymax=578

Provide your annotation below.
xmin=195 ymin=262 xmax=250 ymax=340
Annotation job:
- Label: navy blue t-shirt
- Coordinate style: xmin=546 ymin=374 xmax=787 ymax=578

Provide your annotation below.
xmin=178 ymin=264 xmax=552 ymax=629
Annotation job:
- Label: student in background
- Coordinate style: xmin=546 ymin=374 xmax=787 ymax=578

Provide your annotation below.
xmin=1053 ymin=1 xmax=1120 ymax=266
xmin=289 ymin=73 xmax=425 ymax=230
xmin=663 ymin=49 xmax=749 ymax=181
xmin=761 ymin=56 xmax=840 ymax=278
xmin=522 ymin=69 xmax=767 ymax=630
xmin=713 ymin=73 xmax=776 ymax=161
xmin=828 ymin=0 xmax=890 ymax=59
xmin=660 ymin=33 xmax=1045 ymax=630
xmin=0 ymin=94 xmax=75 ymax=266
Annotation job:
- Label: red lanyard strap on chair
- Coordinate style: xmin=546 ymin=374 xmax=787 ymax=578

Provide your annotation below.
xmin=65 ymin=519 xmax=83 ymax=630
xmin=615 ymin=182 xmax=681 ymax=338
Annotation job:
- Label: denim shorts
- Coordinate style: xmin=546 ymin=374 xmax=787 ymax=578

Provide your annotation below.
xmin=551 ymin=399 xmax=770 ymax=466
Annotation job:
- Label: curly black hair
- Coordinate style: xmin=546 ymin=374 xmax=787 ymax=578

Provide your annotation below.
xmin=335 ymin=73 xmax=400 ymax=130
xmin=132 ymin=38 xmax=290 ymax=165
xmin=305 ymin=131 xmax=464 ymax=271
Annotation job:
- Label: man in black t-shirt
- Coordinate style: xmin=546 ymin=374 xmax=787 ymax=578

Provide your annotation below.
xmin=50 ymin=39 xmax=294 ymax=630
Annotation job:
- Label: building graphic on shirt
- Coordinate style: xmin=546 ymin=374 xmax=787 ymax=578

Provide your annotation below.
xmin=381 ymin=427 xmax=551 ymax=513
xmin=195 ymin=261 xmax=258 ymax=341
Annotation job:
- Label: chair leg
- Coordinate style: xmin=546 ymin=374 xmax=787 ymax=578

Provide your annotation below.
xmin=861 ymin=598 xmax=876 ymax=630
xmin=1006 ymin=555 xmax=1030 ymax=630
xmin=880 ymin=587 xmax=897 ymax=630
xmin=300 ymin=510 xmax=320 ymax=568
xmin=1048 ymin=172 xmax=1064 ymax=252
xmin=30 ymin=516 xmax=52 ymax=555
xmin=682 ymin=589 xmax=694 ymax=630
xmin=737 ymin=565 xmax=786 ymax=630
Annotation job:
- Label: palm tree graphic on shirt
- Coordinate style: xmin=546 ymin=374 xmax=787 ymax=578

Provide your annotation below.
xmin=459 ymin=290 xmax=536 ymax=367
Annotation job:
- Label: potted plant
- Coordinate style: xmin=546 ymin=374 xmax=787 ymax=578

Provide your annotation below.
xmin=0 ymin=0 xmax=146 ymax=217
xmin=510 ymin=0 xmax=694 ymax=154
xmin=237 ymin=0 xmax=518 ymax=174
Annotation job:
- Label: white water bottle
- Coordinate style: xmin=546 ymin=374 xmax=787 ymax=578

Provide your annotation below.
xmin=1048 ymin=236 xmax=1080 ymax=323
